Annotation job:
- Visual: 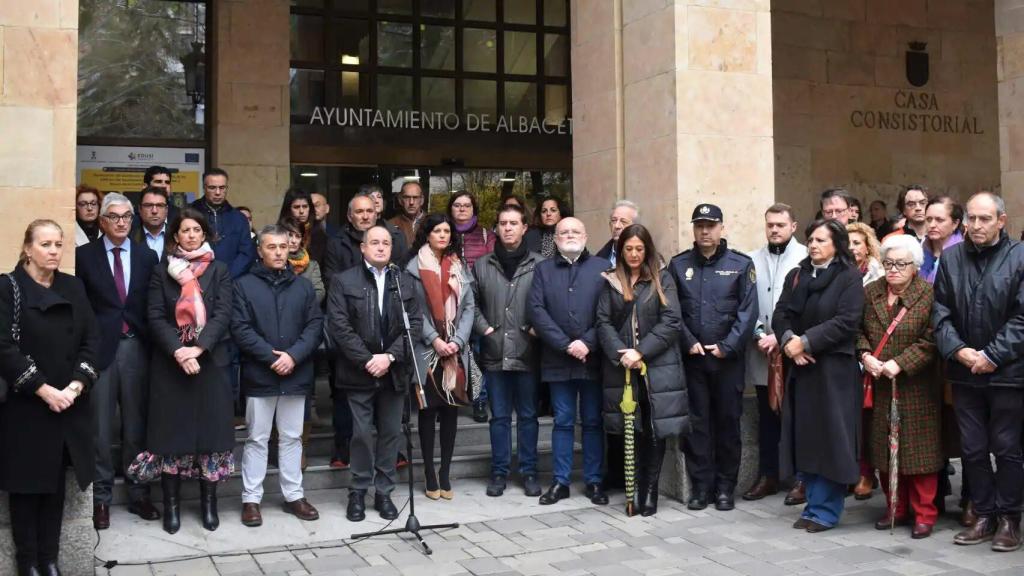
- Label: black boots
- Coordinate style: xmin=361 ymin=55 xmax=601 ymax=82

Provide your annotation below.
xmin=199 ymin=480 xmax=220 ymax=531
xmin=632 ymin=436 xmax=666 ymax=516
xmin=161 ymin=474 xmax=181 ymax=534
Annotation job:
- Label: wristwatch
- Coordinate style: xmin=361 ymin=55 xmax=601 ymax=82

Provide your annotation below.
xmin=387 ymin=353 xmax=396 ymax=363
xmin=67 ymin=382 xmax=83 ymax=396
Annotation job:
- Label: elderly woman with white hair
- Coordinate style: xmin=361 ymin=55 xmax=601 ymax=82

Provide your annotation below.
xmin=856 ymin=234 xmax=942 ymax=539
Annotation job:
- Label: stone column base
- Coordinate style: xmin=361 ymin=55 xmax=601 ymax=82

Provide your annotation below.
xmin=0 ymin=478 xmax=96 ymax=576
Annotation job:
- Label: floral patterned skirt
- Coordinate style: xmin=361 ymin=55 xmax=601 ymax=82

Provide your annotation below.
xmin=127 ymin=450 xmax=235 ymax=483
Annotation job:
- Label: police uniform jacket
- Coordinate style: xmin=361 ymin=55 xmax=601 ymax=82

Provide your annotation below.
xmin=669 ymin=240 xmax=757 ymax=369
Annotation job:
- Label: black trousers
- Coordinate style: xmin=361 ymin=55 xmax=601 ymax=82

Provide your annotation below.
xmin=10 ymin=457 xmax=67 ymax=566
xmin=754 ymin=386 xmax=781 ymax=480
xmin=682 ymin=362 xmax=744 ymax=493
xmin=953 ymin=385 xmax=1024 ymax=517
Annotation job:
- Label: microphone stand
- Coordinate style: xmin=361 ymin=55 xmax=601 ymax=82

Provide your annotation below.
xmin=350 ymin=263 xmax=459 ymax=554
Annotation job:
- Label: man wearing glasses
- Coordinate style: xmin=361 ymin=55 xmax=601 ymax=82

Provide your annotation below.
xmin=76 ymin=193 xmax=160 ymax=530
xmin=820 ymin=188 xmax=855 ymax=225
xmin=884 ymin=185 xmax=930 ymax=242
xmin=131 ymin=186 xmax=175 ymax=261
xmin=387 ymin=181 xmax=425 ymax=248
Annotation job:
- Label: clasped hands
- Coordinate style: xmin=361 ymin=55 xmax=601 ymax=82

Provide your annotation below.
xmin=174 ymin=346 xmax=204 ymax=375
xmin=36 ymin=381 xmax=83 ymax=413
xmin=566 ymin=339 xmax=590 ymax=361
xmin=956 ymin=347 xmax=997 ymax=375
xmin=861 ymin=353 xmax=902 ymax=379
xmin=688 ymin=342 xmax=726 ymax=358
xmin=617 ymin=348 xmax=643 ymax=369
xmin=782 ymin=336 xmax=815 ymax=366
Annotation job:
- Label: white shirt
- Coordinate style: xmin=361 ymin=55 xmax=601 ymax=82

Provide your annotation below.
xmin=144 ymin=223 xmax=166 ymax=261
xmin=365 ymin=260 xmax=387 ymax=314
xmin=103 ymin=236 xmax=130 ymax=288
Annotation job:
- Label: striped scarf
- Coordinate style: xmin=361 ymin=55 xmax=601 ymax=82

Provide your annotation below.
xmin=167 ymin=242 xmax=214 ymax=343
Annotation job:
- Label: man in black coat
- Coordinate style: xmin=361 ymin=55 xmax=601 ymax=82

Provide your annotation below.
xmin=130 ymin=186 xmax=177 ymax=261
xmin=75 ymin=192 xmax=160 ymax=529
xmin=670 ymin=204 xmax=757 ymax=512
xmin=529 ymin=217 xmax=610 ymax=506
xmin=233 ymin=225 xmax=323 ymax=527
xmin=933 ymin=191 xmax=1024 ymax=552
xmin=326 ymin=225 xmax=422 ymax=522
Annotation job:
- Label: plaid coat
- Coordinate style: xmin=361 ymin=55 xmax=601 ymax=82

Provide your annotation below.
xmin=856 ymin=275 xmax=943 ymax=474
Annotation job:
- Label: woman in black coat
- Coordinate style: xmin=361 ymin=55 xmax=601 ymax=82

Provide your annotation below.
xmin=144 ymin=208 xmax=234 ymax=534
xmin=0 ymin=220 xmax=98 ymax=576
xmin=772 ymin=219 xmax=865 ymax=533
xmin=596 ymin=224 xmax=688 ymax=517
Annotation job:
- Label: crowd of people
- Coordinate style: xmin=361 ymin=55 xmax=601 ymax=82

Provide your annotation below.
xmin=0 ymin=172 xmax=1020 ymax=575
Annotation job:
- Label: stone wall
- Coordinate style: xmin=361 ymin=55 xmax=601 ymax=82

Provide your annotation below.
xmin=212 ymin=0 xmax=291 ymax=229
xmin=0 ymin=1 xmax=96 ymax=574
xmin=772 ymin=0 xmax=1001 ymax=230
xmin=997 ymin=0 xmax=1024 ymax=229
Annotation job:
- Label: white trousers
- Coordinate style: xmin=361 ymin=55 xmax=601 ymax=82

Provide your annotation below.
xmin=242 ymin=395 xmax=305 ymax=504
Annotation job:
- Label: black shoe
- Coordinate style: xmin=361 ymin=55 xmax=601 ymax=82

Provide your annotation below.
xmin=585 ymin=483 xmax=609 ymax=505
xmin=160 ymin=474 xmax=181 ymax=535
xmin=523 ymin=475 xmax=542 ymax=497
xmin=199 ymin=480 xmax=220 ymax=531
xmin=346 ymin=491 xmax=366 ymax=522
xmin=374 ymin=493 xmax=399 ymax=520
xmin=715 ymin=489 xmax=735 ymax=511
xmin=37 ymin=562 xmax=59 ymax=576
xmin=17 ymin=562 xmax=41 ymax=576
xmin=687 ymin=491 xmax=709 ymax=511
xmin=472 ymin=401 xmax=488 ymax=423
xmin=486 ymin=475 xmax=507 ymax=497
xmin=539 ymin=483 xmax=570 ymax=505
xmin=641 ymin=481 xmax=660 ymax=517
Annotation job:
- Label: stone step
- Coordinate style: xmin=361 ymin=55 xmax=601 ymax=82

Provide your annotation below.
xmin=109 ymin=441 xmax=581 ymax=504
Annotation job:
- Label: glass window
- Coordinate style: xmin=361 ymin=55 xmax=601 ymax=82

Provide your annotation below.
xmin=463 ymin=28 xmax=496 ymax=73
xmin=291 ymin=15 xmax=324 ymax=62
xmin=504 ymin=31 xmax=536 ymax=75
xmin=544 ymin=84 xmax=568 ymax=124
xmin=377 ymin=0 xmax=411 ymax=15
xmin=334 ymin=19 xmax=370 ymax=65
xmin=377 ymin=74 xmax=413 ymax=112
xmin=543 ymin=34 xmax=567 ymax=76
xmin=290 ymin=0 xmax=326 ymax=7
xmin=463 ymin=0 xmax=495 ymax=21
xmin=421 ymin=25 xmax=455 ymax=70
xmin=504 ymin=0 xmax=536 ymax=24
xmin=544 ymin=0 xmax=567 ymax=26
xmin=422 ymin=77 xmax=455 ymax=115
xmin=505 ymin=81 xmax=536 ymax=119
xmin=464 ymin=80 xmax=496 ymax=117
xmin=422 ymin=0 xmax=455 ymax=18
xmin=340 ymin=71 xmax=369 ymax=108
xmin=378 ymin=21 xmax=413 ymax=67
xmin=290 ymin=69 xmax=324 ymax=117
xmin=78 ymin=0 xmax=207 ymax=140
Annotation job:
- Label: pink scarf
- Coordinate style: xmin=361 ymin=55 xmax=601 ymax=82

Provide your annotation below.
xmin=417 ymin=244 xmax=467 ymax=404
xmin=167 ymin=242 xmax=214 ymax=343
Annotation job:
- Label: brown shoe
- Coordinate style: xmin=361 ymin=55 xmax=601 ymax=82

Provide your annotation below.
xmin=283 ymin=498 xmax=320 ymax=521
xmin=954 ymin=515 xmax=996 ymax=545
xmin=93 ymin=503 xmax=110 ymax=530
xmin=792 ymin=517 xmax=811 ymax=529
xmin=784 ymin=481 xmax=806 ymax=506
xmin=991 ymin=516 xmax=1022 ymax=552
xmin=911 ymin=523 xmax=933 ymax=539
xmin=241 ymin=503 xmax=262 ymax=527
xmin=742 ymin=476 xmax=779 ymax=501
xmin=853 ymin=475 xmax=873 ymax=500
xmin=805 ymin=520 xmax=833 ymax=533
xmin=874 ymin=514 xmax=909 ymax=530
xmin=960 ymin=500 xmax=978 ymax=527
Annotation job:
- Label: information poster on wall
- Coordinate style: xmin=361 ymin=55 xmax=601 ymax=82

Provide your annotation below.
xmin=76 ymin=145 xmax=205 ymax=208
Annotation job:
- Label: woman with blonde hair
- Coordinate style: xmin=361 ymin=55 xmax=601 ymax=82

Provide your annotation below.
xmin=847 ymin=222 xmax=883 ymax=286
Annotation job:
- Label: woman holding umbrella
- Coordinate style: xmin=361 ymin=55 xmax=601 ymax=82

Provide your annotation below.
xmin=773 ymin=219 xmax=865 ymax=532
xmin=857 ymin=235 xmax=941 ymax=539
xmin=596 ymin=224 xmax=688 ymax=516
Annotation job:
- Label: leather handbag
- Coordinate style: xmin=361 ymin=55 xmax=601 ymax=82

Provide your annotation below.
xmin=862 ymin=306 xmax=908 ymax=409
xmin=0 ymin=273 xmax=24 ymax=403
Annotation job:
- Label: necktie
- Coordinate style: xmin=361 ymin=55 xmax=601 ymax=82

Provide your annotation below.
xmin=112 ymin=247 xmax=130 ymax=334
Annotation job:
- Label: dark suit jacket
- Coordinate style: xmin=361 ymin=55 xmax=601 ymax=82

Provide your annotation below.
xmin=76 ymin=238 xmax=159 ymax=370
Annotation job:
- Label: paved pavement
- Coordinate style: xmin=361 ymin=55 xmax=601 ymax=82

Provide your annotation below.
xmin=94 ymin=475 xmax=1024 ymax=576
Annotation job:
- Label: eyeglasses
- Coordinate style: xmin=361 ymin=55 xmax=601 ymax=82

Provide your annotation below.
xmin=881 ymin=259 xmax=914 ymax=271
xmin=103 ymin=213 xmax=134 ymax=224
xmin=141 ymin=202 xmax=168 ymax=210
xmin=822 ymin=208 xmax=848 ymax=217
xmin=77 ymin=201 xmax=98 ymax=208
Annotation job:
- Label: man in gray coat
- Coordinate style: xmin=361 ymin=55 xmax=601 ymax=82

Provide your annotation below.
xmin=742 ymin=204 xmax=806 ymax=503
xmin=474 ymin=204 xmax=544 ymax=498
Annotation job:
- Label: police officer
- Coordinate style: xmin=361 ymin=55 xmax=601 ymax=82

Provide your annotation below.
xmin=670 ymin=203 xmax=757 ymax=512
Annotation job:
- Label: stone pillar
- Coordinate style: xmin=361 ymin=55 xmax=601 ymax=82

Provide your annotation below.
xmin=0 ymin=3 xmax=96 ymax=574
xmin=998 ymin=0 xmax=1024 ymax=232
xmin=212 ymin=0 xmax=291 ymax=228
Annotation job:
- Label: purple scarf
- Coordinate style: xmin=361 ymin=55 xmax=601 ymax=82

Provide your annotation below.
xmin=921 ymin=230 xmax=963 ymax=284
xmin=455 ymin=216 xmax=478 ymax=233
